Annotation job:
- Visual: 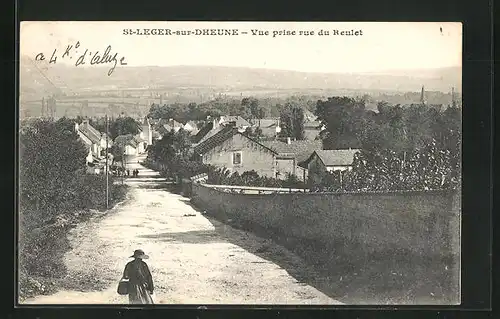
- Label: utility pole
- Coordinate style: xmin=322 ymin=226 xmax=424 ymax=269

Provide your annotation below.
xmin=122 ymin=148 xmax=125 ymax=185
xmin=303 ymin=168 xmax=307 ymax=193
xmin=105 ymin=114 xmax=109 ymax=210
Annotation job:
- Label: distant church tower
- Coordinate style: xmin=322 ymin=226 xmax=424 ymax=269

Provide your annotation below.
xmin=420 ymin=85 xmax=426 ymax=105
xmin=140 ymin=116 xmax=153 ymax=146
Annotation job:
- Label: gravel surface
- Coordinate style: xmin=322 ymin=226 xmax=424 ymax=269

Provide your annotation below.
xmin=22 ymin=156 xmax=343 ymax=305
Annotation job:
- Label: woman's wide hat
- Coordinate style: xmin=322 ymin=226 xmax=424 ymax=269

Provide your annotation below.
xmin=130 ymin=249 xmax=149 ymax=259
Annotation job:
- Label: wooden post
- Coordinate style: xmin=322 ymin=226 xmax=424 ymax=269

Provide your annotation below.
xmin=303 ymin=168 xmax=307 ymax=193
xmin=339 ymin=170 xmax=343 ymax=190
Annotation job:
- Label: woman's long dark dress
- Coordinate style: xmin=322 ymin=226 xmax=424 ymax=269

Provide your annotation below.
xmin=122 ymin=259 xmax=154 ymax=304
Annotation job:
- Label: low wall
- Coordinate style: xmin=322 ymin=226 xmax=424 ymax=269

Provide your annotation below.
xmin=191 ymin=183 xmax=460 ymax=259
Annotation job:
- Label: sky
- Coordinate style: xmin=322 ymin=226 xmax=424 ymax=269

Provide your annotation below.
xmin=20 ymin=21 xmax=462 ymax=73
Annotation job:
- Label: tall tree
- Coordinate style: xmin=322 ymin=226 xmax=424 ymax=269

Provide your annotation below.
xmin=109 ymin=117 xmax=141 ymax=140
xmin=240 ymin=97 xmax=258 ymax=120
xmin=173 ymin=128 xmax=192 ymax=159
xmin=19 ymin=118 xmax=88 ymax=213
xmin=279 ymin=103 xmax=305 ymax=140
xmin=315 ymin=97 xmax=365 ymax=149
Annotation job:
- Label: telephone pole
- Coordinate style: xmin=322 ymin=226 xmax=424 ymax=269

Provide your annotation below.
xmin=105 ymin=114 xmax=109 ymax=210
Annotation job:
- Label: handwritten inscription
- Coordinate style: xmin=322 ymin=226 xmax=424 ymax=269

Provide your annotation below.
xmin=34 ymin=41 xmax=127 ymax=76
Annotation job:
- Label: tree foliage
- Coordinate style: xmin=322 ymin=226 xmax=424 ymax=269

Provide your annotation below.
xmin=315 ymin=97 xmax=365 ymax=149
xmin=109 ymin=117 xmax=141 ymax=140
xmin=146 ymin=95 xmax=317 ymax=123
xmin=86 ymin=116 xmax=141 ymax=140
xmin=20 ymin=118 xmax=88 ymax=212
xmin=310 ymin=96 xmax=461 ymax=191
xmin=278 ymin=103 xmax=305 ymax=140
xmin=315 ymin=97 xmax=461 ymax=153
xmin=146 ymin=128 xmax=195 ymax=177
xmin=206 ymin=168 xmax=306 ymax=189
xmin=243 ymin=126 xmax=264 ymax=140
xmin=19 ymin=118 xmax=128 ymax=298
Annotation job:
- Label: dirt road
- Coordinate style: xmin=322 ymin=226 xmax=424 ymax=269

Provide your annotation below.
xmin=23 ymin=156 xmax=342 ymax=305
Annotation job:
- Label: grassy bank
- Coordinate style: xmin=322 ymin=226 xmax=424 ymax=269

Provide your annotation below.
xmin=18 ymin=177 xmax=129 ymax=301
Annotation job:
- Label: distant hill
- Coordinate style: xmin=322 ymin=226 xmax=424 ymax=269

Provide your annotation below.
xmin=20 ymin=55 xmax=461 ymax=100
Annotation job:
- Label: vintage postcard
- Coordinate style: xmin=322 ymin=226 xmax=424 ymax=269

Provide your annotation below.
xmin=18 ymin=21 xmax=462 ymax=305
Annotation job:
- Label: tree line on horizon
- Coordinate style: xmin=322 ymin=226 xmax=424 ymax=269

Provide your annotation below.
xmin=143 ymin=93 xmax=461 ymax=192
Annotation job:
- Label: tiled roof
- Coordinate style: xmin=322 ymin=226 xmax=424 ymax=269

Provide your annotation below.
xmin=78 ymin=122 xmax=102 ymax=144
xmin=193 ymin=126 xmax=237 ymax=155
xmin=86 ymin=122 xmax=101 ymax=137
xmin=311 ymin=149 xmax=361 ymax=167
xmin=261 ymin=140 xmax=323 ymax=163
xmin=196 ymin=125 xmax=227 ymax=146
xmin=220 ymin=115 xmax=251 ymax=127
xmin=170 ymin=119 xmax=183 ymax=127
xmin=253 ymin=118 xmax=279 ymax=128
xmin=303 ymin=109 xmax=318 ymax=121
xmin=192 ymin=122 xmax=214 ymax=144
xmin=193 ymin=127 xmax=278 ymax=156
xmin=304 ymin=121 xmax=322 ymax=129
xmin=185 ymin=121 xmax=198 ymax=127
xmin=114 ymin=134 xmax=137 ymax=147
xmin=133 ymin=135 xmax=146 ymax=144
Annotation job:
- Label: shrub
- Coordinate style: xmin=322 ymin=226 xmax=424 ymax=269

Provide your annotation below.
xmin=206 ymin=167 xmax=305 ymax=188
xmin=18 ymin=118 xmax=129 ymax=300
xmin=309 ymin=139 xmax=461 ymax=192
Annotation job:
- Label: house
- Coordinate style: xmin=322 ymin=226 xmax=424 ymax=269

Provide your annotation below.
xmin=150 ymin=118 xmax=182 ymax=137
xmin=251 ymin=118 xmax=280 ymax=137
xmin=303 ymin=120 xmax=324 ymax=140
xmin=303 ymin=108 xmax=318 ymax=122
xmin=133 ymin=135 xmax=148 ymax=154
xmin=152 ymin=130 xmax=162 ymax=141
xmin=98 ymin=132 xmax=113 ymax=156
xmin=193 ymin=117 xmax=247 ymax=146
xmin=75 ymin=120 xmax=112 ymax=161
xmin=139 ymin=117 xmax=153 ymax=146
xmin=261 ymin=139 xmax=323 ymax=180
xmin=114 ymin=134 xmax=148 ymax=156
xmin=183 ymin=121 xmax=200 ymax=135
xmin=85 ymin=147 xmax=95 ymax=165
xmin=164 ymin=118 xmax=184 ymax=133
xmin=193 ymin=126 xmax=303 ymax=180
xmin=303 ymin=149 xmax=359 ymax=182
xmin=218 ymin=115 xmax=251 ymax=129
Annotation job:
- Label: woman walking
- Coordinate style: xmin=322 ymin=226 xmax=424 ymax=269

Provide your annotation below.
xmin=121 ymin=249 xmax=154 ymax=304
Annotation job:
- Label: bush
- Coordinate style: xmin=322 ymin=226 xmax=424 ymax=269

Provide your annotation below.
xmin=309 ymin=139 xmax=461 ymax=192
xmin=206 ymin=167 xmax=306 ymax=188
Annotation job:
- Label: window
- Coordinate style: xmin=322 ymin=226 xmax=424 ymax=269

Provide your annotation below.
xmin=232 ymin=152 xmax=242 ymax=165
